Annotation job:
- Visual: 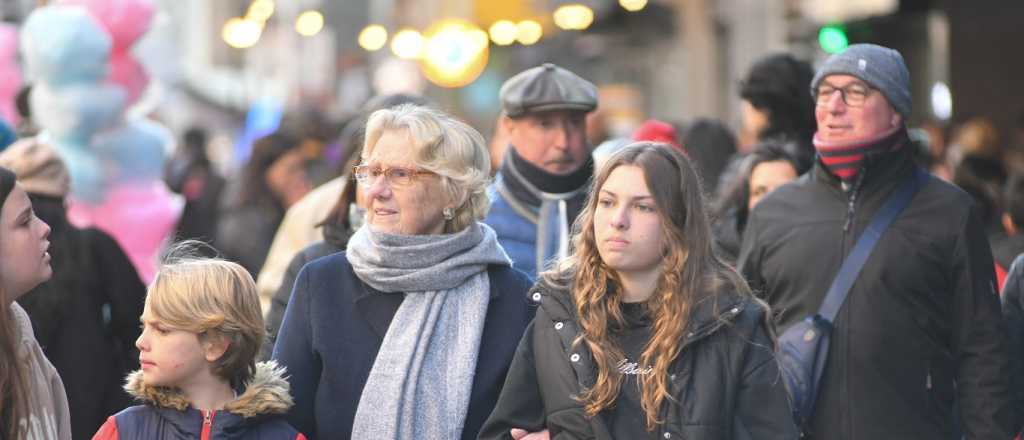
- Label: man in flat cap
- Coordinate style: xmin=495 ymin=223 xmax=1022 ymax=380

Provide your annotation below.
xmin=484 ymin=63 xmax=598 ymax=277
xmin=739 ymin=44 xmax=1016 ymax=438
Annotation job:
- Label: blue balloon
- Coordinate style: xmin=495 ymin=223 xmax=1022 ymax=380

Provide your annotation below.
xmin=21 ymin=6 xmax=111 ymax=87
xmin=48 ymin=137 xmax=106 ymax=203
xmin=30 ymin=83 xmax=125 ymax=144
xmin=93 ymin=117 xmax=169 ymax=182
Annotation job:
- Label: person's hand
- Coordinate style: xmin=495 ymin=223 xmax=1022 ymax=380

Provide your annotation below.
xmin=510 ymin=428 xmax=550 ymax=440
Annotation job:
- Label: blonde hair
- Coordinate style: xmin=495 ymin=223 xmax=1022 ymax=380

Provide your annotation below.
xmin=145 ymin=242 xmax=264 ymax=388
xmin=363 ymin=104 xmax=492 ymax=233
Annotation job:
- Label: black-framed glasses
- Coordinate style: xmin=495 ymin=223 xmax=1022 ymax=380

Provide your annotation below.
xmin=352 ymin=164 xmax=436 ymax=188
xmin=815 ymin=82 xmax=875 ymax=107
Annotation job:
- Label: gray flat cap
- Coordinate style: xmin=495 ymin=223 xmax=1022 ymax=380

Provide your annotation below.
xmin=500 ymin=63 xmax=598 ymax=117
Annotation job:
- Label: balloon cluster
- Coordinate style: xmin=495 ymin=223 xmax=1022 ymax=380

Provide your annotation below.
xmin=21 ymin=0 xmax=182 ymax=282
xmin=0 ymin=24 xmax=22 ymax=125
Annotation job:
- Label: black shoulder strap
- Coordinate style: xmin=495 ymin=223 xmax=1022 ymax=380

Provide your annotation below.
xmin=818 ymin=167 xmax=929 ymax=323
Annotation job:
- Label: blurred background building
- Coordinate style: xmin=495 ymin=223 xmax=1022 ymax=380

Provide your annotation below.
xmin=3 ymin=0 xmax=1022 ymax=169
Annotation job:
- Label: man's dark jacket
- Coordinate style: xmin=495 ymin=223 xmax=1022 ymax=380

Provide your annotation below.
xmin=738 ymin=146 xmax=1016 ymax=439
xmin=479 ymin=282 xmax=797 ymax=440
xmin=271 ymin=252 xmax=535 ymax=440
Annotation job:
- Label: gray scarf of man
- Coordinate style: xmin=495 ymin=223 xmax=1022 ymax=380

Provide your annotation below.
xmin=346 ymin=221 xmax=511 ymax=439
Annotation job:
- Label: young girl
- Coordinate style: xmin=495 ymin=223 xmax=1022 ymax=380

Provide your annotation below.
xmin=92 ymin=244 xmax=306 ymax=439
xmin=0 ymin=165 xmax=72 ymax=440
xmin=480 ymin=143 xmax=797 ymax=439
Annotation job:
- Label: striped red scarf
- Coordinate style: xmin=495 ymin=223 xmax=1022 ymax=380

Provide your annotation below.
xmin=813 ymin=126 xmax=906 ymax=183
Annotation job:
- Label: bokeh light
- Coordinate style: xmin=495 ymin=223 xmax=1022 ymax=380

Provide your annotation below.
xmin=222 ymin=17 xmax=262 ymax=49
xmin=359 ymin=25 xmax=388 ymax=51
xmin=489 ymin=20 xmax=518 ymax=46
xmin=517 ymin=20 xmax=543 ymax=45
xmin=295 ymin=10 xmax=324 ymax=37
xmin=391 ymin=29 xmax=424 ymax=59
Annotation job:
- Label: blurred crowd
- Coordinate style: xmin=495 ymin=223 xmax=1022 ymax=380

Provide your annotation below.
xmin=0 ymin=38 xmax=1023 ymax=440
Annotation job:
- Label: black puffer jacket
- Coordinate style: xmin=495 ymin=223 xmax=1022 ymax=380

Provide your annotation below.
xmin=479 ymin=283 xmax=797 ymax=440
xmin=738 ymin=146 xmax=1015 ymax=439
xmin=1002 ymin=254 xmax=1024 ymax=435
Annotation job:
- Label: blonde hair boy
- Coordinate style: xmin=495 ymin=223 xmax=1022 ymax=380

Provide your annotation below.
xmin=93 ymin=243 xmax=306 ymax=439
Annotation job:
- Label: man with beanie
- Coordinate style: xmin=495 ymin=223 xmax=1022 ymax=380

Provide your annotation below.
xmin=738 ymin=44 xmax=1016 ymax=438
xmin=484 ymin=63 xmax=597 ymax=277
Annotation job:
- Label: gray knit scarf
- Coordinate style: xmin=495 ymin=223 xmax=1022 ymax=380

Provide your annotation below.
xmin=348 ymin=222 xmax=511 ymax=440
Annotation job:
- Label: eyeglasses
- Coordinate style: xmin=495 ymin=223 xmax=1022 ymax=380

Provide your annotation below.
xmin=352 ymin=164 xmax=436 ymax=188
xmin=815 ymin=82 xmax=875 ymax=107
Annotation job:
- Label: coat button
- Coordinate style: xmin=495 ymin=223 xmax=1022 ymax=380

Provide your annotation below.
xmin=531 ymin=292 xmax=542 ymax=302
xmin=663 ymin=433 xmax=672 ymax=439
xmin=570 ymin=353 xmax=580 ymax=362
xmin=555 ymin=322 xmax=564 ymax=330
xmin=731 ymin=307 xmax=739 ymax=314
xmin=669 ymin=374 xmax=676 ymax=380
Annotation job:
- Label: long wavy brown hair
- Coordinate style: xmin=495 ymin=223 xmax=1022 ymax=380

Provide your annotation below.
xmin=540 ymin=142 xmax=752 ymax=431
xmin=0 ymin=294 xmax=28 ymax=440
xmin=0 ymin=167 xmax=29 ymax=440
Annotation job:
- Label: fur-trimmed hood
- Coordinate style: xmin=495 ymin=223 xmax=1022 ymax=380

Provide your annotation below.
xmin=124 ymin=361 xmax=294 ymax=418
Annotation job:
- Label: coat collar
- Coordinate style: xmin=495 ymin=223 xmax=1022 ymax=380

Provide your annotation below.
xmin=124 ymin=361 xmax=293 ymax=418
xmin=813 ymin=137 xmax=916 ymax=199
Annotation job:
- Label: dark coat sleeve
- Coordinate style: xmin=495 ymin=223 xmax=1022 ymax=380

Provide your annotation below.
xmin=732 ymin=308 xmax=799 ymax=440
xmin=272 ymin=264 xmax=321 ymax=439
xmin=736 ymin=206 xmax=766 ymax=298
xmin=477 ymin=319 xmax=546 ymax=440
xmin=261 ymin=250 xmax=313 ymax=361
xmin=951 ymin=210 xmax=1018 ymax=438
xmin=89 ymin=229 xmax=147 ymax=370
xmin=1002 ymin=254 xmax=1024 ymax=436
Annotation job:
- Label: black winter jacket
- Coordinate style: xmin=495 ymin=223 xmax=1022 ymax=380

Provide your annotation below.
xmin=479 ymin=282 xmax=797 ymax=440
xmin=738 ymin=147 xmax=1016 ymax=439
xmin=1002 ymin=254 xmax=1024 ymax=435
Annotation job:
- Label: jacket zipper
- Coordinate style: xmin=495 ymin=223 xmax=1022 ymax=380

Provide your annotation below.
xmin=201 ymin=409 xmax=215 ymax=440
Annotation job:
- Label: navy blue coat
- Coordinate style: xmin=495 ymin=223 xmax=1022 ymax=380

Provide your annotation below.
xmin=271 ymin=251 xmax=535 ymax=440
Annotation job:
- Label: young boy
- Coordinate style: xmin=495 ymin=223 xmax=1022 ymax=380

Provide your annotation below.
xmin=92 ymin=246 xmax=306 ymax=439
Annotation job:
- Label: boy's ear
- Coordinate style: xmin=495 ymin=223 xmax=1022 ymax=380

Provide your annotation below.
xmin=202 ymin=332 xmax=231 ymax=363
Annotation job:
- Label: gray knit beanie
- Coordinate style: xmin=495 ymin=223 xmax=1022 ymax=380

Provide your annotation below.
xmin=810 ymin=44 xmax=911 ymax=117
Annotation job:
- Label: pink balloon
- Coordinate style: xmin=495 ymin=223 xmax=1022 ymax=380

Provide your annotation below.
xmin=67 ymin=180 xmax=184 ymax=283
xmin=0 ymin=23 xmax=18 ymax=60
xmin=0 ymin=67 xmax=21 ymax=124
xmin=107 ymin=53 xmax=148 ymax=105
xmin=57 ymin=0 xmax=155 ymax=51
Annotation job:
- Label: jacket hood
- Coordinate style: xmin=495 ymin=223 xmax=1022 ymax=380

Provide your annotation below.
xmin=124 ymin=361 xmax=294 ymax=418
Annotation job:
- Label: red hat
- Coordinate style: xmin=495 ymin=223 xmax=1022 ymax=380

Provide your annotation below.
xmin=631 ymin=119 xmax=685 ymax=154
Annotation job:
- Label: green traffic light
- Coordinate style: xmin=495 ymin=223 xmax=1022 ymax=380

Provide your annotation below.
xmin=819 ymin=26 xmax=849 ymax=54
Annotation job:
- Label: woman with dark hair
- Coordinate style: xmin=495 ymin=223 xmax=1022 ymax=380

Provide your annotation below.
xmin=713 ymin=142 xmax=801 ymax=264
xmin=739 ymin=53 xmax=817 ymax=159
xmin=716 ymin=53 xmax=816 ymax=198
xmin=0 ymin=139 xmax=146 ymax=439
xmin=217 ymin=129 xmax=311 ymax=275
xmin=0 ymin=165 xmax=72 ymax=439
xmin=480 ymin=142 xmax=795 ymax=439
xmin=260 ymin=144 xmax=364 ymax=359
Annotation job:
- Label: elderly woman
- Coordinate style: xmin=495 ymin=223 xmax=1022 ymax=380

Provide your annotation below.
xmin=272 ymin=104 xmax=534 ymax=440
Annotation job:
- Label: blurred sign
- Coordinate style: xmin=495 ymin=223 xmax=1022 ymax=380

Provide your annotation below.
xmin=799 ymin=0 xmax=897 ymax=24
